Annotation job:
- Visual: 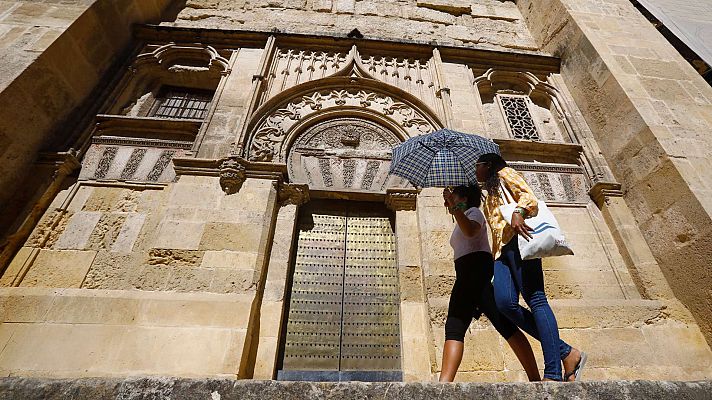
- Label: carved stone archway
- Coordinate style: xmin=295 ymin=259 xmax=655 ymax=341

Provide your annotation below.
xmin=287 ymin=117 xmax=410 ymax=192
xmin=246 ymin=87 xmax=438 ymax=163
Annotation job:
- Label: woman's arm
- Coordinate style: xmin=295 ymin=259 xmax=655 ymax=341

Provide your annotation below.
xmin=452 ymin=210 xmax=482 ymax=237
xmin=500 ymin=167 xmax=538 ymax=217
xmin=500 ymin=167 xmax=538 ymax=241
xmin=443 ymin=189 xmax=482 ymax=237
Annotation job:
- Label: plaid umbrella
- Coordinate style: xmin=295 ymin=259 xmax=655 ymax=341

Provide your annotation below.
xmin=389 ymin=128 xmax=500 ymax=188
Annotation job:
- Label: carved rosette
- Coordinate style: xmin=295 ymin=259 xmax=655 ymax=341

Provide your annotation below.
xmin=219 ymin=157 xmax=247 ymax=195
xmin=248 ymin=89 xmax=436 ymax=163
xmin=278 ymin=183 xmax=310 ymax=207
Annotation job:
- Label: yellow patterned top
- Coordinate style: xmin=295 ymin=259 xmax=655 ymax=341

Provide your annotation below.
xmin=483 ymin=167 xmax=539 ymax=259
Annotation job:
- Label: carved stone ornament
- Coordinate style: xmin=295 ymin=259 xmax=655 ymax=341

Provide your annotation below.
xmin=385 ymin=188 xmax=419 ymax=211
xmin=287 ymin=118 xmax=411 ymax=193
xmin=219 ymin=157 xmax=247 ymax=195
xmin=248 ymin=89 xmax=436 ymax=163
xmin=133 ymin=43 xmax=230 ymax=76
xmin=589 ymin=181 xmax=624 ymax=208
xmin=37 ymin=150 xmax=81 ymax=180
xmin=279 ymin=183 xmax=310 ymax=207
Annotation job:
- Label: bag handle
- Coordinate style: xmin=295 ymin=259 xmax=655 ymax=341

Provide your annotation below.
xmin=499 ymin=180 xmax=515 ymax=205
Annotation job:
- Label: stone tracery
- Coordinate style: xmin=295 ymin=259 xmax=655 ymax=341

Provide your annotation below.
xmin=247 ymin=88 xmax=436 ymax=162
xmin=287 ymin=118 xmax=409 ymax=192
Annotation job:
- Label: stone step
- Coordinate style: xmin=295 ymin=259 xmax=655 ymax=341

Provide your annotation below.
xmin=0 ymin=377 xmax=710 ymax=400
xmin=427 ymin=298 xmax=695 ymax=329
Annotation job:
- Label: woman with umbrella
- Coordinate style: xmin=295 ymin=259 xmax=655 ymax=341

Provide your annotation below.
xmin=476 ymin=152 xmax=587 ymax=382
xmin=390 ymin=129 xmax=543 ymax=382
xmin=439 ymin=183 xmax=541 ymax=382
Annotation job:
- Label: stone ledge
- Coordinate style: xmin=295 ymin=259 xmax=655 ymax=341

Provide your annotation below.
xmin=0 ymin=377 xmax=711 ymax=400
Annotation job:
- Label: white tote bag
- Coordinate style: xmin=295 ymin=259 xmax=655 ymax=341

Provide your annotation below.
xmin=498 ymin=184 xmax=574 ymax=260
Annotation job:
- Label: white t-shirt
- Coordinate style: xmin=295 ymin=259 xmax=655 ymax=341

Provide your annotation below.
xmin=449 ymin=207 xmax=491 ymax=260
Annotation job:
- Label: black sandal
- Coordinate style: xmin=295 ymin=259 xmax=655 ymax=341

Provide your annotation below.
xmin=564 ymin=351 xmax=587 ymax=382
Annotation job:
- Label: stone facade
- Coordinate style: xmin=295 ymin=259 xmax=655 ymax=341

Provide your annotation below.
xmin=0 ymin=0 xmax=711 ymax=383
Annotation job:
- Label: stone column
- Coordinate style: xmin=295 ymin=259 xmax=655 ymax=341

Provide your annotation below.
xmin=518 ymin=0 xmax=712 ymax=345
xmin=252 ymin=184 xmax=309 ymax=379
xmin=596 ymin=193 xmax=675 ymax=300
xmin=387 ymin=190 xmax=432 ymax=381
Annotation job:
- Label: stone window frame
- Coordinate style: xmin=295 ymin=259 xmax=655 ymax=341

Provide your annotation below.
xmin=495 ymin=93 xmax=541 ymax=141
xmin=473 ymin=69 xmax=580 ymax=144
xmin=102 ymin=43 xmax=230 ymax=122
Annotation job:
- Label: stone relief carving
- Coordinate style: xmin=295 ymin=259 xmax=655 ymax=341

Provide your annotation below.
xmin=287 ymin=118 xmax=411 ymax=193
xmin=94 ymin=147 xmax=119 ymax=179
xmin=264 ymin=49 xmax=348 ymax=101
xmin=80 ymin=141 xmax=188 ymax=184
xmin=249 ymin=89 xmax=434 ymax=162
xmin=507 ymin=162 xmax=590 ymax=204
xmin=133 ymin=43 xmax=230 ymax=76
xmin=385 ymin=189 xmax=419 ymax=212
xmin=147 ymin=150 xmax=176 ymax=182
xmin=120 ymin=148 xmax=148 ymax=180
xmin=278 ymin=183 xmax=310 ymax=207
xmin=219 ymin=157 xmax=247 ymax=195
xmin=297 ymin=120 xmax=400 ymax=153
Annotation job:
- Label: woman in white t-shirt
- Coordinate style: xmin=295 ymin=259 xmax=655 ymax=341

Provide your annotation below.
xmin=439 ymin=184 xmax=541 ymax=382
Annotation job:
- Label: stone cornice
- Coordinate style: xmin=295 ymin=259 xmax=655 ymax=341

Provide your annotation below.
xmin=172 ymin=157 xmax=288 ymax=181
xmin=94 ymin=114 xmax=202 ymax=142
xmin=134 ymin=25 xmax=561 ymax=76
xmin=494 ymin=139 xmax=583 ymax=163
xmin=508 ymin=161 xmax=584 ymax=175
xmin=92 ymin=136 xmax=194 ymax=150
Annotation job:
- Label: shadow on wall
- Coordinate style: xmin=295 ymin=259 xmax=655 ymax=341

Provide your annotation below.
xmin=0 ymin=0 xmax=193 ymax=271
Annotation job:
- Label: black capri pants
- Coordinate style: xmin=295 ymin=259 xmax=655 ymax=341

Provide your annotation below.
xmin=445 ymin=251 xmax=518 ymax=342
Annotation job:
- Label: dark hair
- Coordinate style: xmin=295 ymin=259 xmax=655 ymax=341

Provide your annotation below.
xmin=477 ymin=153 xmax=508 ymax=195
xmin=452 ymin=184 xmax=482 ymax=209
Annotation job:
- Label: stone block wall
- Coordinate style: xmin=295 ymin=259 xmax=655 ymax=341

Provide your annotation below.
xmin=0 ymin=0 xmax=177 ymax=239
xmin=5 ymin=177 xmax=275 ymax=295
xmin=517 ymin=0 xmax=712 ymax=346
xmin=0 ymin=175 xmax=279 ymax=377
xmin=167 ymin=0 xmax=538 ymax=52
xmin=0 ymin=288 xmax=251 ymax=378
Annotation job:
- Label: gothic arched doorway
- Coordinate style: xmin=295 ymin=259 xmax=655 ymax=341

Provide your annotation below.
xmin=277 ymin=117 xmax=405 ymax=382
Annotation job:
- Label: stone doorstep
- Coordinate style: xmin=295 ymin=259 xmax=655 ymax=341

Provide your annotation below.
xmin=0 ymin=377 xmax=711 ymax=400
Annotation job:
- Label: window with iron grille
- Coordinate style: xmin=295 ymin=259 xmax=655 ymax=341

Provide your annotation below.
xmin=497 ymin=94 xmax=540 ymax=141
xmin=151 ymin=88 xmax=213 ymax=120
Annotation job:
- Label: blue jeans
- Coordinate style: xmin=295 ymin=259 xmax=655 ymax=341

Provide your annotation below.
xmin=493 ymin=238 xmax=572 ymax=381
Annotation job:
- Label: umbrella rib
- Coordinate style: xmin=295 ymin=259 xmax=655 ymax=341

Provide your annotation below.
xmin=419 ymin=142 xmax=439 ymax=154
